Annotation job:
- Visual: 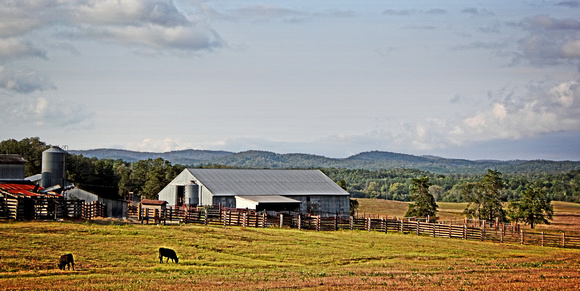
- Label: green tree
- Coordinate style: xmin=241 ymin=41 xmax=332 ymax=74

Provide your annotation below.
xmin=337 ymin=179 xmax=347 ymax=191
xmin=388 ymin=182 xmax=407 ymax=201
xmin=508 ymin=186 xmax=554 ymax=229
xmin=349 ymin=199 xmax=359 ymax=216
xmin=462 ymin=169 xmax=507 ymax=222
xmin=365 ymin=181 xmax=380 ymax=199
xmin=405 ymin=176 xmax=438 ymax=221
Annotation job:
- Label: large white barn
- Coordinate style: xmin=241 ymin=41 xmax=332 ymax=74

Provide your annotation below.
xmin=157 ymin=169 xmax=350 ymax=217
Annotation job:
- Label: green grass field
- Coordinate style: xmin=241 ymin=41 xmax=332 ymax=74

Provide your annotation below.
xmin=1 ymin=200 xmax=580 ymax=290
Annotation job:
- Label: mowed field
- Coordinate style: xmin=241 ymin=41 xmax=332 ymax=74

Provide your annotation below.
xmin=0 ymin=200 xmax=579 ymax=290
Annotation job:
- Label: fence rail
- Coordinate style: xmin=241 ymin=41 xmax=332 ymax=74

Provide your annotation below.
xmin=0 ymin=196 xmax=103 ymax=220
xmin=135 ymin=206 xmax=580 ymax=249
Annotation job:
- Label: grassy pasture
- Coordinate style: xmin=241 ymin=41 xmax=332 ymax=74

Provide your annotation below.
xmin=1 ymin=217 xmax=580 ymax=290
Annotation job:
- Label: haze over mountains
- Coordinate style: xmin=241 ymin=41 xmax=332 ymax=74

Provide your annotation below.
xmin=69 ymin=149 xmax=580 ymax=175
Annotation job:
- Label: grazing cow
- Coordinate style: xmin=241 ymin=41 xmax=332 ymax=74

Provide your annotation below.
xmin=58 ymin=254 xmax=74 ymax=270
xmin=159 ymin=248 xmax=179 ymax=263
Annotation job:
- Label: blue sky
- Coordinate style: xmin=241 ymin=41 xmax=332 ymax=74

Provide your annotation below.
xmin=1 ymin=0 xmax=580 ymax=161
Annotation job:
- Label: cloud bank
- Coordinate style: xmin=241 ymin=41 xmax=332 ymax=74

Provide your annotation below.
xmin=0 ymin=0 xmax=224 ymax=130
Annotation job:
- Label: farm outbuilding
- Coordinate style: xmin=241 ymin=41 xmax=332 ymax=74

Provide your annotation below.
xmin=0 ymin=155 xmax=27 ymax=181
xmin=157 ymin=169 xmax=350 ymax=217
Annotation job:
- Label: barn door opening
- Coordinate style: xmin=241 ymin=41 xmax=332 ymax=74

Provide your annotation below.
xmin=176 ymin=186 xmax=185 ymax=206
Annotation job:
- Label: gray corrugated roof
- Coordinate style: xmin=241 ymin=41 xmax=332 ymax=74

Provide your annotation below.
xmin=0 ymin=155 xmax=27 ymax=164
xmin=187 ymin=169 xmax=349 ymax=196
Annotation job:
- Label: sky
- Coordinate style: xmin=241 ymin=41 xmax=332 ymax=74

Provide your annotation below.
xmin=1 ymin=0 xmax=580 ymax=161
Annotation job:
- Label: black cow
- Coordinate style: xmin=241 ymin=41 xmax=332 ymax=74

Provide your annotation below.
xmin=58 ymin=254 xmax=74 ymax=270
xmin=159 ymin=248 xmax=179 ymax=263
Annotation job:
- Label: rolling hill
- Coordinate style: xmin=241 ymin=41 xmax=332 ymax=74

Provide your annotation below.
xmin=69 ymin=149 xmax=580 ymax=174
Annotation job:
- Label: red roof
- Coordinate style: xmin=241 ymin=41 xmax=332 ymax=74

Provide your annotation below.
xmin=0 ymin=182 xmax=61 ymax=197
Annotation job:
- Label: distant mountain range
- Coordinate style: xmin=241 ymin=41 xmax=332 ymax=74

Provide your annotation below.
xmin=68 ymin=149 xmax=580 ymax=174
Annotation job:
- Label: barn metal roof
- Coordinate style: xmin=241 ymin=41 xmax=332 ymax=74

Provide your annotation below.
xmin=0 ymin=155 xmax=27 ymax=164
xmin=186 ymin=169 xmax=349 ymax=196
xmin=0 ymin=182 xmax=61 ymax=198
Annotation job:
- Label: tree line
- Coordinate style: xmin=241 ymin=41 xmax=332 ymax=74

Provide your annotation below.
xmin=322 ymin=168 xmax=580 ymax=204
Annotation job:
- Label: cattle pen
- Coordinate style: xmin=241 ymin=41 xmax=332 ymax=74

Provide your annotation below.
xmin=129 ymin=204 xmax=580 ymax=249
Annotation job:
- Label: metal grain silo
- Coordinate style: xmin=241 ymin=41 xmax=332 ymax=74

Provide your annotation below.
xmin=184 ymin=183 xmax=199 ymax=206
xmin=41 ymin=147 xmax=67 ymax=188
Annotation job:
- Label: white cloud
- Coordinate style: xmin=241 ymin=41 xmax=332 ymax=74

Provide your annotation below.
xmin=0 ymin=38 xmax=46 ymax=62
xmin=445 ymin=79 xmax=580 ymax=145
xmin=516 ymin=15 xmax=580 ymax=67
xmin=0 ymin=66 xmax=55 ymax=94
xmin=80 ymin=23 xmax=223 ymax=51
xmin=562 ymin=39 xmax=580 ymax=58
xmin=0 ymin=95 xmax=94 ymax=128
xmin=75 ymin=0 xmax=189 ymax=27
xmin=126 ymin=138 xmax=191 ymax=152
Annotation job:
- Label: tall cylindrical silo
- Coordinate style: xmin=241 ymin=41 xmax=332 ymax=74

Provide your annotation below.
xmin=41 ymin=147 xmax=67 ymax=188
xmin=184 ymin=184 xmax=199 ymax=206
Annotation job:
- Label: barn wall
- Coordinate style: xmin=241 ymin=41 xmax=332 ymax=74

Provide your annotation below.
xmin=290 ymin=195 xmax=350 ymax=217
xmin=158 ymin=170 xmax=196 ymax=206
xmin=212 ymin=196 xmax=235 ymax=208
xmin=0 ymin=164 xmax=25 ymax=180
xmin=65 ymin=188 xmax=127 ymax=218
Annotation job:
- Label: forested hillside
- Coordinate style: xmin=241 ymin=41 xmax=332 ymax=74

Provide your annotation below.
xmin=69 ymin=148 xmax=232 ymax=164
xmin=71 ymin=149 xmax=580 ymax=175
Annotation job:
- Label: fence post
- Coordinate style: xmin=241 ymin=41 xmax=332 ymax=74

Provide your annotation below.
xmin=562 ymin=232 xmax=566 ymax=248
xmin=448 ymin=222 xmax=452 ymax=238
xmin=541 ymin=232 xmax=545 ymax=247
xmin=262 ymin=212 xmax=266 ymax=228
xmin=334 ymin=216 xmax=338 ymax=231
xmin=481 ymin=223 xmax=485 ymax=241
xmin=279 ymin=213 xmax=284 ymax=229
xmin=500 ymin=225 xmax=504 ymax=243
xmin=416 ymin=221 xmax=420 ymax=236
xmin=243 ymin=212 xmax=247 ymax=228
xmin=349 ymin=216 xmax=353 ymax=231
xmin=463 ymin=224 xmax=467 ymax=240
xmin=520 ymin=230 xmax=524 ymax=245
xmin=204 ymin=208 xmax=208 ymax=225
xmin=298 ymin=214 xmax=301 ymax=231
xmin=223 ymin=210 xmax=227 ymax=228
xmin=367 ymin=217 xmax=371 ymax=232
xmin=383 ymin=218 xmax=387 ymax=234
xmin=432 ymin=223 xmax=436 ymax=238
xmin=316 ymin=216 xmax=321 ymax=231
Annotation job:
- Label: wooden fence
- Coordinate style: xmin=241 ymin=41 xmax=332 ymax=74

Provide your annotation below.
xmin=133 ymin=206 xmax=580 ymax=249
xmin=0 ymin=196 xmax=101 ymax=220
xmin=82 ymin=201 xmax=106 ymax=219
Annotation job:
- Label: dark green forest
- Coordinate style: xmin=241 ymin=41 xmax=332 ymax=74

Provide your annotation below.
xmin=2 ymin=138 xmax=579 ymax=203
